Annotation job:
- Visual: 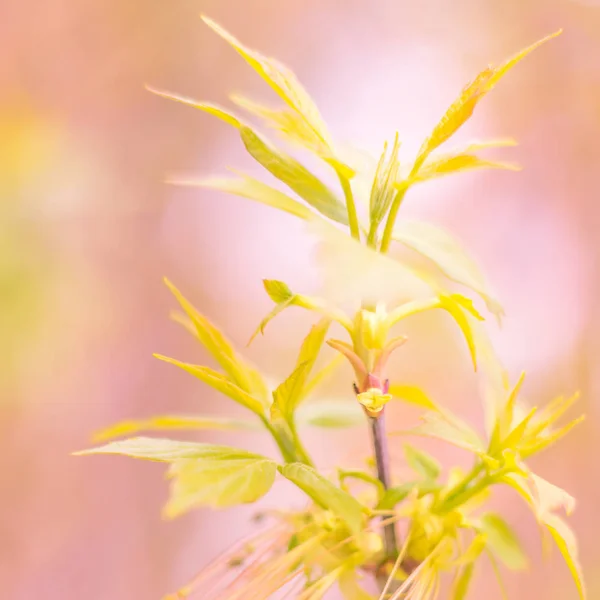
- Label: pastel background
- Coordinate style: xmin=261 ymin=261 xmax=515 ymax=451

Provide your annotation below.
xmin=2 ymin=0 xmax=599 ymax=598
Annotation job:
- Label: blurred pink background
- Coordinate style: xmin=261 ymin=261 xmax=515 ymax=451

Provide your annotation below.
xmin=2 ymin=0 xmax=599 ymax=598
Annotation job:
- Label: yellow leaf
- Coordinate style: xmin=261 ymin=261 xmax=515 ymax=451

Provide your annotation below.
xmin=411 ymin=30 xmax=561 ymax=173
xmin=393 ymin=220 xmax=503 ymax=317
xmin=169 ymin=172 xmax=320 ymax=222
xmin=388 ymin=384 xmax=440 ymax=412
xmin=154 ymin=354 xmax=267 ymax=415
xmin=147 ymin=86 xmax=243 ymax=128
xmin=92 ymin=415 xmax=260 ymax=442
xmin=240 ymin=126 xmax=349 ymax=224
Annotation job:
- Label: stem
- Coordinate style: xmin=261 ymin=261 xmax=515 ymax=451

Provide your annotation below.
xmin=434 ymin=463 xmax=485 ymax=513
xmin=263 ymin=417 xmax=313 ymax=466
xmin=379 ymin=185 xmax=407 ymax=254
xmin=368 ymin=411 xmax=399 ymax=558
xmin=338 ymin=172 xmax=361 ymax=242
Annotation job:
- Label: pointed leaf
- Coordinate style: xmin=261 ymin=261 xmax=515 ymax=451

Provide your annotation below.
xmin=165 ymin=452 xmax=277 ymax=516
xmin=93 ymin=415 xmax=260 ymax=442
xmin=411 ymin=30 xmax=561 ymax=172
xmin=154 ymin=355 xmax=266 ymax=415
xmin=369 ymin=133 xmax=400 ymax=232
xmin=170 ymin=173 xmax=319 ymax=221
xmin=479 ymin=513 xmax=529 ymax=570
xmin=377 ymin=480 xmax=441 ymax=510
xmin=393 ymin=220 xmax=503 ymax=317
xmin=543 ymin=514 xmax=586 ymax=600
xmin=388 ymin=384 xmax=440 ymax=412
xmin=279 ymin=463 xmax=364 ymax=534
xmin=404 ymin=444 xmax=442 ymax=480
xmin=240 ymin=126 xmax=348 ymax=224
xmin=451 ymin=562 xmax=475 ymax=600
xmin=296 ymin=400 xmax=364 ymax=429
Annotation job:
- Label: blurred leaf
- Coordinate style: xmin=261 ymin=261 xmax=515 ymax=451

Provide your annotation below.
xmin=171 ymin=173 xmax=319 ymax=221
xmin=296 ymin=400 xmax=364 ymax=429
xmin=369 ymin=133 xmax=400 ymax=236
xmin=165 ymin=451 xmax=277 ymax=517
xmin=520 ymin=416 xmax=585 ymax=459
xmin=544 ymin=514 xmax=586 ymax=600
xmin=164 ymin=279 xmax=268 ymax=400
xmin=393 ymin=220 xmax=503 ymax=317
xmin=377 ymin=480 xmax=441 ymax=510
xmin=240 ymin=127 xmax=349 ymax=224
xmin=404 ymin=444 xmax=442 ymax=480
xmin=479 ymin=513 xmax=528 ymax=571
xmin=411 ymin=30 xmax=561 ymax=172
xmin=302 ymin=354 xmax=345 ymax=399
xmin=279 ymin=463 xmax=364 ymax=534
xmin=388 ymin=384 xmax=440 ymax=412
xmin=154 ymin=355 xmax=266 ymax=415
xmin=93 ymin=415 xmax=260 ymax=442
xmin=264 ymin=279 xmax=294 ymax=303
xmin=338 ymin=571 xmax=374 ymax=600
xmin=530 ymin=473 xmax=576 ymax=519
xmin=451 ymin=562 xmax=475 ymax=600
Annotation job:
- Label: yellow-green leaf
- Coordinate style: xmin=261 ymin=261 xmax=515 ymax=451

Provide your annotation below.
xmin=154 ymin=354 xmax=266 ymax=415
xmin=388 ymin=383 xmax=440 ymax=412
xmin=240 ymin=126 xmax=349 ymax=225
xmin=393 ymin=220 xmax=503 ymax=317
xmin=296 ymin=400 xmax=364 ymax=429
xmin=263 ymin=279 xmax=294 ymax=303
xmin=451 ymin=562 xmax=476 ymax=600
xmin=479 ymin=513 xmax=529 ymax=571
xmin=165 ymin=452 xmax=277 ymax=517
xmin=163 ymin=278 xmax=268 ymax=400
xmin=404 ymin=444 xmax=441 ymax=480
xmin=93 ymin=415 xmax=260 ymax=442
xmin=543 ymin=514 xmax=586 ymax=600
xmin=411 ymin=30 xmax=561 ymax=173
xmin=279 ymin=463 xmax=364 ymax=534
xmin=377 ymin=481 xmax=441 ymax=510
xmin=170 ymin=172 xmax=319 ymax=221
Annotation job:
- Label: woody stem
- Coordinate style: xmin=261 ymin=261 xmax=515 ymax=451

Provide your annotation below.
xmin=368 ymin=411 xmax=399 ymax=558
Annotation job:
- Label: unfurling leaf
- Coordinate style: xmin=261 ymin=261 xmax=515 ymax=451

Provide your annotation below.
xmin=165 ymin=451 xmax=277 ymax=517
xmin=411 ymin=30 xmax=561 ymax=173
xmin=478 ymin=513 xmax=528 ymax=571
xmin=153 ymin=355 xmax=267 ymax=415
xmin=393 ymin=219 xmax=503 ymax=317
xmin=279 ymin=463 xmax=364 ymax=534
xmin=240 ymin=127 xmax=349 ymax=225
xmin=404 ymin=444 xmax=442 ymax=480
xmin=296 ymin=400 xmax=364 ymax=429
xmin=163 ymin=279 xmax=268 ymax=400
xmin=171 ymin=173 xmax=319 ymax=221
xmin=93 ymin=414 xmax=260 ymax=442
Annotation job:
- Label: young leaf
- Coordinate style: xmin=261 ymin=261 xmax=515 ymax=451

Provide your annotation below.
xmin=296 ymin=400 xmax=364 ymax=429
xmin=93 ymin=414 xmax=260 ymax=442
xmin=377 ymin=481 xmax=441 ymax=510
xmin=278 ymin=463 xmax=364 ymax=534
xmin=165 ymin=452 xmax=277 ymax=517
xmin=369 ymin=133 xmax=400 ymax=238
xmin=451 ymin=562 xmax=476 ymax=600
xmin=411 ymin=30 xmax=561 ymax=173
xmin=154 ymin=355 xmax=267 ymax=415
xmin=404 ymin=444 xmax=442 ymax=480
xmin=74 ymin=437 xmax=258 ymax=461
xmin=171 ymin=173 xmax=319 ymax=221
xmin=478 ymin=513 xmax=529 ymax=571
xmin=387 ymin=383 xmax=440 ymax=412
xmin=240 ymin=127 xmax=349 ymax=225
xmin=163 ymin=279 xmax=268 ymax=400
xmin=543 ymin=514 xmax=586 ymax=600
xmin=393 ymin=219 xmax=503 ymax=317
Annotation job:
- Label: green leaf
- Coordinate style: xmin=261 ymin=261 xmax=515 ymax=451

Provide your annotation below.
xmin=411 ymin=31 xmax=561 ymax=173
xmin=93 ymin=414 xmax=260 ymax=442
xmin=263 ymin=279 xmax=294 ymax=303
xmin=240 ymin=126 xmax=349 ymax=225
xmin=170 ymin=173 xmax=319 ymax=222
xmin=296 ymin=400 xmax=364 ymax=429
xmin=543 ymin=514 xmax=586 ymax=600
xmin=74 ymin=436 xmax=253 ymax=461
xmin=279 ymin=463 xmax=364 ymax=534
xmin=165 ymin=452 xmax=277 ymax=517
xmin=479 ymin=513 xmax=529 ymax=571
xmin=393 ymin=220 xmax=503 ymax=317
xmin=404 ymin=444 xmax=442 ymax=480
xmin=369 ymin=133 xmax=400 ymax=235
xmin=154 ymin=354 xmax=266 ymax=415
xmin=451 ymin=562 xmax=476 ymax=600
xmin=163 ymin=279 xmax=268 ymax=401
xmin=377 ymin=480 xmax=441 ymax=510
xmin=395 ymin=411 xmax=486 ymax=455
xmin=388 ymin=384 xmax=440 ymax=412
